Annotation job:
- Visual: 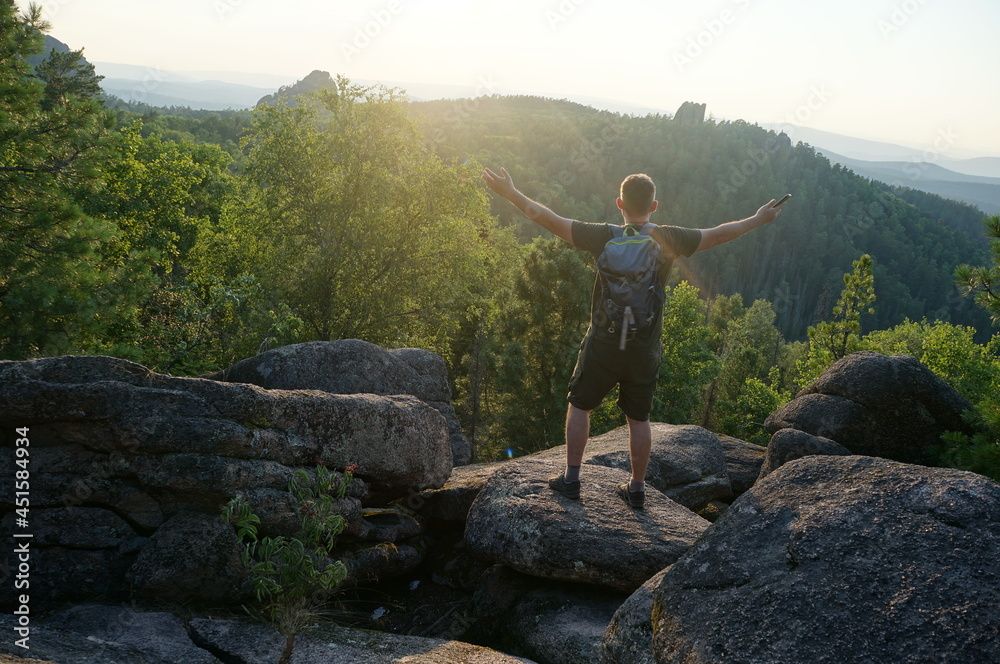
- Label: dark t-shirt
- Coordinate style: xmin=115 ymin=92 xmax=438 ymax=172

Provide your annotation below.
xmin=572 ymin=220 xmax=702 ymax=346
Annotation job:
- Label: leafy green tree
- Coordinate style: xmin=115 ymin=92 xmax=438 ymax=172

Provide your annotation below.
xmin=799 ymin=254 xmax=876 ymax=384
xmin=207 ymin=77 xmax=512 ymax=358
xmin=76 ymin=122 xmax=268 ymax=374
xmin=937 ymin=397 xmax=1000 ymax=482
xmin=937 ymin=219 xmax=1000 ymax=481
xmin=653 ymin=281 xmax=720 ymax=423
xmin=484 ymin=238 xmax=592 ymax=456
xmin=0 ymin=3 xmax=116 ymax=357
xmin=714 ymin=368 xmax=792 ymax=445
xmin=703 ymin=296 xmax=789 ymax=441
xmin=85 ymin=122 xmax=233 ymax=270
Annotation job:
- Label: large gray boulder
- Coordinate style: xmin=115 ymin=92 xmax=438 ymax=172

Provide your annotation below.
xmin=45 ymin=604 xmax=222 ymax=664
xmin=0 ymin=354 xmax=448 ymax=607
xmin=0 ymin=355 xmax=451 ymax=492
xmin=757 ymin=427 xmax=851 ymax=481
xmin=716 ymin=434 xmax=765 ymax=497
xmin=765 ymin=351 xmax=972 ymax=463
xmin=0 ymin=608 xmax=538 ymax=664
xmin=535 ymin=424 xmax=732 ymax=511
xmin=465 ymin=457 xmax=710 ymax=593
xmin=651 ymin=455 xmax=1000 ymax=664
xmin=216 ymin=339 xmax=472 ymax=465
xmin=0 ymin=614 xmax=206 ymax=664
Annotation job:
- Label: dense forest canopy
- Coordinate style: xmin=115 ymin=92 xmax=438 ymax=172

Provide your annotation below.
xmin=2 ymin=5 xmax=997 ymax=478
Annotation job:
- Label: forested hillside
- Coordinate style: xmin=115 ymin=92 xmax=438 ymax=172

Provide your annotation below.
xmin=3 ymin=4 xmax=997 ymax=478
xmin=411 ymin=96 xmax=992 ymax=341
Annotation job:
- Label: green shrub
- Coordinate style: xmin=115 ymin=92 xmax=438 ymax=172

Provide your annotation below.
xmin=222 ymin=465 xmax=353 ymax=635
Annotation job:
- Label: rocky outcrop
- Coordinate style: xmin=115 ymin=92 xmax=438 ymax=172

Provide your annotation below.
xmin=419 ymin=424 xmax=734 ymax=529
xmin=5 ymin=346 xmax=992 ymax=664
xmin=215 ymin=339 xmax=472 ymax=465
xmin=765 ymin=351 xmax=972 ymax=463
xmin=756 ymin=427 xmax=850 ymax=480
xmin=535 ymin=424 xmax=732 ymax=511
xmin=716 ymin=434 xmax=765 ymax=497
xmin=674 ymin=101 xmax=706 ymax=124
xmin=256 ymin=69 xmax=339 ymax=108
xmin=0 ymin=354 xmax=451 ymax=607
xmin=650 ymin=455 xmax=1000 ymax=664
xmin=0 ymin=354 xmax=451 ymax=490
xmin=464 ymin=457 xmax=710 ymax=593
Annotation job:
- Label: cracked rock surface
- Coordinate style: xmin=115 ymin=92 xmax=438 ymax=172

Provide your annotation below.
xmin=465 ymin=457 xmax=710 ymax=593
xmin=650 ymin=455 xmax=1000 ymax=664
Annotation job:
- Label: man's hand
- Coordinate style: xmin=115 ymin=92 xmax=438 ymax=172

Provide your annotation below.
xmin=754 ymin=199 xmax=784 ymax=225
xmin=482 ymin=167 xmax=518 ymax=200
xmin=481 ymin=166 xmax=575 ymax=244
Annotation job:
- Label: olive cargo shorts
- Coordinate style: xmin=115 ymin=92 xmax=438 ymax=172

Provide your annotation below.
xmin=566 ymin=333 xmax=662 ymax=421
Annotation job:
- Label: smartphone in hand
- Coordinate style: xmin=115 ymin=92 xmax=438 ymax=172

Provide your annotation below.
xmin=772 ymin=194 xmax=792 ymax=208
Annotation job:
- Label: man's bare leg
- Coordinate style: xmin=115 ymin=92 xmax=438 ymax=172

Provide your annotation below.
xmin=549 ymin=405 xmax=590 ymax=499
xmin=566 ymin=404 xmax=590 ymax=468
xmin=626 ymin=416 xmax=651 ymax=488
xmin=612 ymin=416 xmax=650 ymax=509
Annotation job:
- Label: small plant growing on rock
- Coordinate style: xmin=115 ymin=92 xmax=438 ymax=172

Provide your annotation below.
xmin=222 ymin=464 xmax=354 ymax=638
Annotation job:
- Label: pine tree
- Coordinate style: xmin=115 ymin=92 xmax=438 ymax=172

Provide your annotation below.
xmin=485 ymin=238 xmax=592 ymax=455
xmin=0 ymin=3 xmax=115 ymax=357
xmin=799 ymin=254 xmax=876 ymax=384
xmin=955 ymin=215 xmax=1000 ymax=325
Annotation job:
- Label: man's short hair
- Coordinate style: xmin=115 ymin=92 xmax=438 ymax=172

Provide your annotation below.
xmin=620 ymin=174 xmax=656 ymax=216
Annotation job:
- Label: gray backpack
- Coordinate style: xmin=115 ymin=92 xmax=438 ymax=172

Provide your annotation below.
xmin=595 ymin=223 xmax=662 ymax=349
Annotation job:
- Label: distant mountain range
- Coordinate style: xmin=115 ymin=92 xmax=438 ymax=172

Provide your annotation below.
xmin=763 ymin=126 xmax=1000 ymax=214
xmin=91 ymin=62 xmax=667 ymax=115
xmin=812 ymin=149 xmax=1000 ymax=215
xmin=764 ymin=124 xmax=1000 ymax=179
xmin=87 ymin=61 xmax=1000 ymax=216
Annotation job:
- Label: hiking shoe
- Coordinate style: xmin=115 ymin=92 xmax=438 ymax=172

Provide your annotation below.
xmin=617 ymin=483 xmax=645 ymax=510
xmin=548 ymin=473 xmax=581 ymax=500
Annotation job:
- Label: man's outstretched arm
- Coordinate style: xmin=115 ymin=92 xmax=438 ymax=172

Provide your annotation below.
xmin=482 ymin=167 xmax=575 ymax=244
xmin=696 ymin=200 xmax=783 ymax=252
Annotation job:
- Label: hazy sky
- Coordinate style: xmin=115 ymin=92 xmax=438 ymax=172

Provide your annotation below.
xmin=21 ymin=0 xmax=1000 ymax=156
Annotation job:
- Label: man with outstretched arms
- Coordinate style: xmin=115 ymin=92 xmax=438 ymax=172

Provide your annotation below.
xmin=482 ymin=166 xmax=783 ymax=509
